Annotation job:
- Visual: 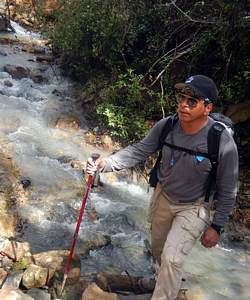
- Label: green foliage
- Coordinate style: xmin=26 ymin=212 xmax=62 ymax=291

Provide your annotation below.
xmin=13 ymin=257 xmax=29 ymax=270
xmin=42 ymin=0 xmax=250 ymax=142
xmin=47 ymin=0 xmax=148 ymax=79
xmin=96 ymin=69 xmax=163 ymax=141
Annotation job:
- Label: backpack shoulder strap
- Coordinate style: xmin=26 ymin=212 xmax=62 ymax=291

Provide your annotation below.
xmin=205 ymin=122 xmax=226 ymax=201
xmin=158 ymin=114 xmax=179 ymax=149
xmin=148 ymin=115 xmax=177 ymax=187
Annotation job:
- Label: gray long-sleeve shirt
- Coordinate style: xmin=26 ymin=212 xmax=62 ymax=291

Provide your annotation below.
xmin=103 ymin=116 xmax=239 ymax=227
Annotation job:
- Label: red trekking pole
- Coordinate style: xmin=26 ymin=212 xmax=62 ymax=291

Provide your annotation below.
xmin=60 ymin=153 xmax=100 ymax=295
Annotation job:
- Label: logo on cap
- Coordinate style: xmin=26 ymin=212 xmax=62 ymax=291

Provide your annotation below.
xmin=185 ymin=76 xmax=194 ymax=83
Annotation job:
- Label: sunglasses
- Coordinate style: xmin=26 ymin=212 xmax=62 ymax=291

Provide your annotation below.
xmin=175 ymin=92 xmax=203 ymax=108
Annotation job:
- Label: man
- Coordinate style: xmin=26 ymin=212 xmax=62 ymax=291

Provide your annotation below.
xmin=86 ymin=75 xmax=239 ymax=300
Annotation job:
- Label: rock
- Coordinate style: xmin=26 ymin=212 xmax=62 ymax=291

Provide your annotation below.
xmin=0 ymin=49 xmax=7 ymax=56
xmin=0 ymin=15 xmax=10 ymax=32
xmin=119 ymin=295 xmax=152 ymax=300
xmin=32 ymin=250 xmax=67 ymax=272
xmin=54 ymin=116 xmax=81 ymax=131
xmin=0 ymin=287 xmax=35 ymax=299
xmin=0 ymin=239 xmax=28 ymax=261
xmin=36 ymin=55 xmax=54 ymax=63
xmin=226 ymin=101 xmax=250 ymax=124
xmin=27 ymin=288 xmax=51 ymax=300
xmin=70 ymin=160 xmax=86 ymax=170
xmin=21 ymin=178 xmax=31 ymax=189
xmin=76 ymin=232 xmax=111 ymax=256
xmin=3 ymin=64 xmax=30 ymax=80
xmin=2 ymin=270 xmax=24 ymax=289
xmin=4 ymin=80 xmax=13 ymax=87
xmin=67 ymin=266 xmax=81 ymax=283
xmin=22 ymin=264 xmax=49 ymax=289
xmin=21 ymin=44 xmax=46 ymax=55
xmin=0 ymin=255 xmax=14 ymax=270
xmin=30 ymin=70 xmax=48 ymax=84
xmin=81 ymin=283 xmax=119 ymax=300
xmin=0 ymin=213 xmax=16 ymax=238
xmin=0 ymin=267 xmax=8 ymax=285
xmin=44 ymin=0 xmax=61 ymax=16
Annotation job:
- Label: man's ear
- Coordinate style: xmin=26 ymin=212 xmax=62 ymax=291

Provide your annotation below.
xmin=204 ymin=102 xmax=213 ymax=115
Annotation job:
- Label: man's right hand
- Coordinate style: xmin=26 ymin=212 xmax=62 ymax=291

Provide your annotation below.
xmin=86 ymin=156 xmax=106 ymax=175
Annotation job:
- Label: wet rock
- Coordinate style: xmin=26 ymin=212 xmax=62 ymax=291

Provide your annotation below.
xmin=21 ymin=178 xmax=31 ymax=189
xmin=21 ymin=44 xmax=46 ymax=55
xmin=0 ymin=49 xmax=7 ymax=56
xmin=81 ymin=282 xmax=119 ymax=300
xmin=3 ymin=64 xmax=30 ymax=80
xmin=27 ymin=288 xmax=51 ymax=300
xmin=70 ymin=160 xmax=85 ymax=171
xmin=0 ymin=287 xmax=35 ymax=299
xmin=22 ymin=264 xmax=49 ymax=289
xmin=57 ymin=155 xmax=74 ymax=164
xmin=4 ymin=79 xmax=13 ymax=87
xmin=36 ymin=55 xmax=54 ymax=63
xmin=54 ymin=116 xmax=81 ymax=131
xmin=76 ymin=232 xmax=111 ymax=256
xmin=0 ymin=15 xmax=10 ymax=32
xmin=0 ymin=267 xmax=8 ymax=285
xmin=52 ymin=89 xmax=62 ymax=96
xmin=30 ymin=70 xmax=48 ymax=84
xmin=2 ymin=270 xmax=23 ymax=289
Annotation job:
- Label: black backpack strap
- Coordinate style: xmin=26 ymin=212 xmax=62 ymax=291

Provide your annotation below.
xmin=148 ymin=115 xmax=178 ymax=187
xmin=159 ymin=114 xmax=179 ymax=148
xmin=157 ymin=114 xmax=179 ymax=164
xmin=163 ymin=142 xmax=209 ymax=158
xmin=205 ymin=122 xmax=225 ymax=202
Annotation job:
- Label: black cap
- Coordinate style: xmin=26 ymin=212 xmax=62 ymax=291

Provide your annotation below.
xmin=174 ymin=75 xmax=218 ymax=102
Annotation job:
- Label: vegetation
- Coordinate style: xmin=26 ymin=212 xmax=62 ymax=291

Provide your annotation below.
xmin=41 ymin=0 xmax=250 ymax=142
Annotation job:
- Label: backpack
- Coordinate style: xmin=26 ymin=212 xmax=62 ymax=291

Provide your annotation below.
xmin=148 ymin=113 xmax=234 ymax=202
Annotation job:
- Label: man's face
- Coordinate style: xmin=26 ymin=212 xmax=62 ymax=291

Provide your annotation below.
xmin=175 ymin=89 xmax=213 ymax=122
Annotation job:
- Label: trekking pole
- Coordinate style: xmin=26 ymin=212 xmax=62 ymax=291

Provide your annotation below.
xmin=60 ymin=153 xmax=100 ymax=295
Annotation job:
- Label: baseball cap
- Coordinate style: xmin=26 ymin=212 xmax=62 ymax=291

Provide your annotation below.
xmin=174 ymin=75 xmax=218 ymax=102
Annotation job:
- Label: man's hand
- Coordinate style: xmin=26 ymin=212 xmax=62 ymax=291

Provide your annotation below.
xmin=86 ymin=156 xmax=106 ymax=175
xmin=201 ymin=226 xmax=220 ymax=248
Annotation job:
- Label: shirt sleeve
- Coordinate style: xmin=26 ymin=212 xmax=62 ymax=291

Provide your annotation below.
xmin=103 ymin=118 xmax=169 ymax=172
xmin=212 ymin=130 xmax=239 ymax=227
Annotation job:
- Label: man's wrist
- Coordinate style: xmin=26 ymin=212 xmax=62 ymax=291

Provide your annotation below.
xmin=210 ymin=223 xmax=223 ymax=235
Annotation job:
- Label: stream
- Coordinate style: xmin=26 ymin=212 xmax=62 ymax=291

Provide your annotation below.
xmin=0 ymin=23 xmax=249 ymax=300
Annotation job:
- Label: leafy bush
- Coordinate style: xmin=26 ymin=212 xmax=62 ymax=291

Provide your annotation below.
xmin=43 ymin=0 xmax=250 ymax=141
xmin=96 ymin=69 xmax=167 ymax=141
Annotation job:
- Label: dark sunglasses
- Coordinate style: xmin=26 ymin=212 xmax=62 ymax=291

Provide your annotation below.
xmin=175 ymin=92 xmax=202 ymax=108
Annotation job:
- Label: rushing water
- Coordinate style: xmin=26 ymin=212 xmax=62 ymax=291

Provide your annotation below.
xmin=0 ymin=23 xmax=250 ymax=299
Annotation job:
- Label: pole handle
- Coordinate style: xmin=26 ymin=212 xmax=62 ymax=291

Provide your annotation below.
xmin=91 ymin=153 xmax=100 ymax=187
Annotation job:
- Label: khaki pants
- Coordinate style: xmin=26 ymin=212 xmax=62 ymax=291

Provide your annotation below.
xmin=148 ymin=185 xmax=210 ymax=300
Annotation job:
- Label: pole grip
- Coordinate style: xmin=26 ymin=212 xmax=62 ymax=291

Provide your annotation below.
xmin=91 ymin=153 xmax=100 ymax=187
